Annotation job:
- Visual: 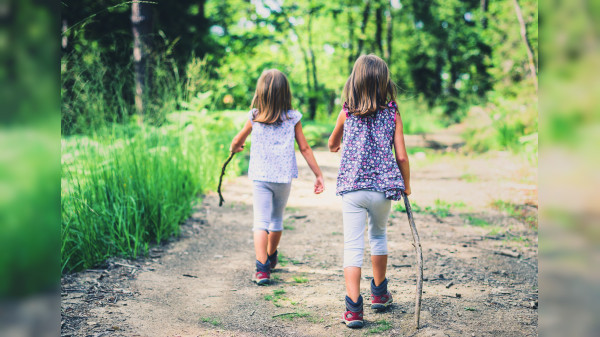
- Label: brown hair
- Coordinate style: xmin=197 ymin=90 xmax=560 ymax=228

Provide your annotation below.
xmin=251 ymin=69 xmax=293 ymax=124
xmin=342 ymin=54 xmax=397 ymax=116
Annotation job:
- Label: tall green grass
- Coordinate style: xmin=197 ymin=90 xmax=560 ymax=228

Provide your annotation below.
xmin=61 ymin=112 xmax=245 ymax=273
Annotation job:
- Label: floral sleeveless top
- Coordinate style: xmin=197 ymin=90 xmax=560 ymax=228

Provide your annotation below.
xmin=336 ymin=101 xmax=405 ymax=200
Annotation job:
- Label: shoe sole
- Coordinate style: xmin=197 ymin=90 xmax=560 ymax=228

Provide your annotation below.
xmin=254 ymin=278 xmax=270 ymax=285
xmin=371 ymin=298 xmax=393 ymax=311
xmin=343 ymin=320 xmax=364 ymax=328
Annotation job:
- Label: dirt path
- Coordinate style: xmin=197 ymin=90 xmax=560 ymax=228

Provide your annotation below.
xmin=61 ymin=145 xmax=538 ymax=336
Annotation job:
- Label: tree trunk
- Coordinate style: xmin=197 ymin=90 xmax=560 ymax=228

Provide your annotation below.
xmin=385 ymin=6 xmax=392 ymax=61
xmin=375 ymin=1 xmax=383 ymax=56
xmin=480 ymin=0 xmax=488 ymax=29
xmin=308 ymin=12 xmax=319 ymax=120
xmin=512 ymin=0 xmax=537 ymax=91
xmin=131 ymin=2 xmax=153 ymax=119
xmin=357 ymin=0 xmax=371 ymax=58
xmin=348 ymin=10 xmax=355 ymax=72
xmin=275 ymin=6 xmax=314 ymax=118
xmin=62 ymin=19 xmax=68 ymax=49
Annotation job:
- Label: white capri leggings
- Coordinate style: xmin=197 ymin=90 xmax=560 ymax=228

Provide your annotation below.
xmin=252 ymin=181 xmax=292 ymax=232
xmin=342 ymin=190 xmax=392 ymax=268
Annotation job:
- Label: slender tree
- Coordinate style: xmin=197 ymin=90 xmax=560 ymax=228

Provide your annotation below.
xmin=356 ymin=0 xmax=371 ymax=58
xmin=347 ymin=8 xmax=355 ymax=72
xmin=131 ymin=1 xmax=153 ymax=118
xmin=307 ymin=8 xmax=320 ymax=120
xmin=385 ymin=6 xmax=392 ymax=61
xmin=481 ymin=0 xmax=489 ymax=29
xmin=512 ymin=0 xmax=538 ymax=91
xmin=375 ymin=0 xmax=383 ymax=56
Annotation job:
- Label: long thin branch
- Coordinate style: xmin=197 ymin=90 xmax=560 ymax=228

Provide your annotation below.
xmin=512 ymin=0 xmax=538 ymax=91
xmin=402 ymin=191 xmax=424 ymax=330
xmin=217 ymin=152 xmax=235 ymax=207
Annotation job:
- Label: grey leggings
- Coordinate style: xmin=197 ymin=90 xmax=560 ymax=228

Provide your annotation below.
xmin=252 ymin=181 xmax=292 ymax=232
xmin=342 ymin=190 xmax=392 ymax=268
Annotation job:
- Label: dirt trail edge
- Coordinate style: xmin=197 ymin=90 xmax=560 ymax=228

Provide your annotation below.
xmin=61 ymin=148 xmax=538 ymax=337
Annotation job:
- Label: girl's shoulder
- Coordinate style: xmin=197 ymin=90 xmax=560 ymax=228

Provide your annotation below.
xmin=248 ymin=108 xmax=259 ymax=123
xmin=285 ymin=110 xmax=302 ymax=124
xmin=387 ymin=101 xmax=398 ymax=112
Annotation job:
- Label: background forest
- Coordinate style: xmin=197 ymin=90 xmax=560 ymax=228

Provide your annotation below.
xmin=56 ymin=0 xmax=538 ymax=295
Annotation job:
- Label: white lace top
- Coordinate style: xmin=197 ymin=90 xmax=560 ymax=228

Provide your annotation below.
xmin=247 ymin=109 xmax=302 ymax=183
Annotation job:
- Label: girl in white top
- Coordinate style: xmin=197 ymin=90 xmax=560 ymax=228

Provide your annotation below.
xmin=230 ymin=69 xmax=324 ymax=285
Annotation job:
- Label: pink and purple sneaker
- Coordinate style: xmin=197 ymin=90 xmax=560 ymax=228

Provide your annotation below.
xmin=342 ymin=295 xmax=364 ymax=328
xmin=371 ymin=278 xmax=393 ymax=310
xmin=254 ymin=259 xmax=271 ymax=285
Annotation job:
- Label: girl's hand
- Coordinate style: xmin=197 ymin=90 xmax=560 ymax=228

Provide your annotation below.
xmin=331 ymin=145 xmax=341 ymax=153
xmin=404 ymin=185 xmax=411 ymax=196
xmin=230 ymin=144 xmax=245 ymax=153
xmin=314 ymin=176 xmax=324 ymax=194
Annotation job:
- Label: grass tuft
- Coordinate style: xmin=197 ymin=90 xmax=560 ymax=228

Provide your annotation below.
xmin=367 ymin=319 xmax=392 ymax=334
xmin=200 ymin=317 xmax=221 ymax=326
xmin=293 ymin=276 xmax=308 ymax=284
xmin=273 ymin=311 xmax=310 ymax=320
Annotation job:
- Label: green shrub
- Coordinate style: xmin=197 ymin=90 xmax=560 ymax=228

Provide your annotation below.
xmin=61 ymin=113 xmax=246 ymax=273
xmin=462 ymin=86 xmax=537 ymax=161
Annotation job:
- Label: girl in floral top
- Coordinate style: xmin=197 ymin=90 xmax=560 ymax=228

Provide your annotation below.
xmin=329 ymin=55 xmax=411 ymax=328
xmin=230 ymin=69 xmax=324 ymax=285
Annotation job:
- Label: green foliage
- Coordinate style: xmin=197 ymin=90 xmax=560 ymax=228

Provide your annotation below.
xmin=200 ymin=317 xmax=221 ymax=326
xmin=394 ymin=199 xmax=465 ymax=218
xmin=264 ymin=289 xmax=288 ymax=307
xmin=283 ymin=217 xmax=295 ymax=230
xmin=302 ymin=121 xmax=334 ymax=148
xmin=462 ymin=86 xmax=538 ymax=160
xmin=277 ymin=252 xmax=302 ymax=267
xmin=61 ymin=43 xmax=184 ymax=134
xmin=368 ymin=319 xmax=392 ymax=334
xmin=293 ymin=276 xmax=309 ymax=284
xmin=61 ymin=113 xmax=246 ymax=273
xmin=273 ymin=311 xmax=311 ymax=320
xmin=0 ymin=125 xmax=60 ymax=297
xmin=462 ymin=215 xmax=491 ymax=228
xmin=492 ymin=200 xmax=538 ymax=229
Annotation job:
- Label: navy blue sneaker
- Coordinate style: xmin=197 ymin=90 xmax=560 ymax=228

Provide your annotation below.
xmin=254 ymin=259 xmax=271 ymax=285
xmin=371 ymin=278 xmax=393 ymax=310
xmin=268 ymin=250 xmax=278 ymax=270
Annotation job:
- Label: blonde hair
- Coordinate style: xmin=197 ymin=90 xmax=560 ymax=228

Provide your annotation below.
xmin=342 ymin=54 xmax=397 ymax=116
xmin=251 ymin=69 xmax=293 ymax=124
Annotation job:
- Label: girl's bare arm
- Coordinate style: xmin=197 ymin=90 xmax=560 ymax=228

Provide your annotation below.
xmin=230 ymin=120 xmax=252 ymax=153
xmin=393 ymin=112 xmax=411 ymax=195
xmin=295 ymin=122 xmax=324 ymax=194
xmin=328 ymin=110 xmax=346 ymax=152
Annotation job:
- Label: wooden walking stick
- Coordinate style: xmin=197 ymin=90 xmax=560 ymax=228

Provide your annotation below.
xmin=401 ymin=190 xmax=424 ymax=330
xmin=217 ymin=152 xmax=235 ymax=207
